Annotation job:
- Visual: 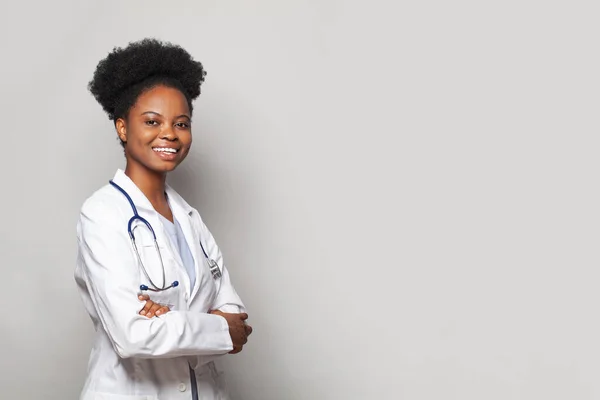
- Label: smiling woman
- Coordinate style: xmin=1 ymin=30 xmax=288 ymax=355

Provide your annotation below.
xmin=75 ymin=38 xmax=252 ymax=400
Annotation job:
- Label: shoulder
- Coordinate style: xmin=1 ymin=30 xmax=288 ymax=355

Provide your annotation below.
xmin=79 ymin=183 xmax=126 ymax=223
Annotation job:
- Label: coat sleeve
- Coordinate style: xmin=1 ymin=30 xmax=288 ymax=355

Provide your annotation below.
xmin=77 ymin=197 xmax=234 ymax=359
xmin=194 ymin=212 xmax=246 ymax=314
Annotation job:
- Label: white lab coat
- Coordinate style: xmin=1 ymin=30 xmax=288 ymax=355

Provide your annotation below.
xmin=74 ymin=169 xmax=246 ymax=400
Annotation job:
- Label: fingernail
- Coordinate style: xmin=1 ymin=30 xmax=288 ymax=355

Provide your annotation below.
xmin=140 ymin=311 xmax=146 ymax=315
xmin=156 ymin=311 xmax=161 ymax=315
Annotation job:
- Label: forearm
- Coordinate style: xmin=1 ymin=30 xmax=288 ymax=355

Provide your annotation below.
xmin=81 ymin=267 xmax=233 ymax=359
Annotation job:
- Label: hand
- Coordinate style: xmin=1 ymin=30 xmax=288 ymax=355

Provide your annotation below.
xmin=210 ymin=310 xmax=252 ymax=354
xmin=138 ymin=294 xmax=170 ymax=318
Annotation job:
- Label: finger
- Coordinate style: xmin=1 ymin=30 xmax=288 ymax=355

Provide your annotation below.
xmin=245 ymin=324 xmax=253 ymax=336
xmin=139 ymin=300 xmax=154 ymax=316
xmin=239 ymin=313 xmax=249 ymax=321
xmin=138 ymin=294 xmax=150 ymax=301
xmin=146 ymin=303 xmax=162 ymax=318
xmin=229 ymin=346 xmax=243 ymax=354
xmin=155 ymin=306 xmax=170 ymax=317
xmin=237 ymin=327 xmax=248 ymax=345
xmin=147 ymin=303 xmax=162 ymax=318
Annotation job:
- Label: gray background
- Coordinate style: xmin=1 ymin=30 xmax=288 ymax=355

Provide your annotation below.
xmin=0 ymin=1 xmax=598 ymax=399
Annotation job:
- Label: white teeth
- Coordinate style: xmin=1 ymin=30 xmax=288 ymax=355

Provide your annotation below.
xmin=153 ymin=148 xmax=177 ymax=153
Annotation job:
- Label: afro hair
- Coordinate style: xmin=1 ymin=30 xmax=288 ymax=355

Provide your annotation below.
xmin=88 ymin=38 xmax=207 ymax=122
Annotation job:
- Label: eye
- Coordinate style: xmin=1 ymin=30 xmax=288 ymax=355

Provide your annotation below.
xmin=176 ymin=122 xmax=190 ymax=129
xmin=145 ymin=120 xmax=159 ymax=126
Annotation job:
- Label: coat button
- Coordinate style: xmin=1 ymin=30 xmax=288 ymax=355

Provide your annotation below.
xmin=178 ymin=383 xmax=187 ymax=392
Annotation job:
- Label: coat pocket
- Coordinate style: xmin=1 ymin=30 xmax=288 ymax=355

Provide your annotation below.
xmin=136 ymin=242 xmax=182 ymax=309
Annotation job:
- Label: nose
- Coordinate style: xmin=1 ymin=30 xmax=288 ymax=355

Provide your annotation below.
xmin=159 ymin=126 xmax=178 ymax=141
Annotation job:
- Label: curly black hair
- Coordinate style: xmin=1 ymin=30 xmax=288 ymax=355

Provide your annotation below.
xmin=88 ymin=38 xmax=207 ymax=124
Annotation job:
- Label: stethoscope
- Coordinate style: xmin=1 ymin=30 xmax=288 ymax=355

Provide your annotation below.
xmin=109 ymin=180 xmax=222 ymax=292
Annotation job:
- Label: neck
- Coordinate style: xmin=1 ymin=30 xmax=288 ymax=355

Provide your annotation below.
xmin=124 ymin=162 xmax=167 ymax=205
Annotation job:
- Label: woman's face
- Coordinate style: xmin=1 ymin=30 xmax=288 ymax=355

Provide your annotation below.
xmin=116 ymin=85 xmax=192 ymax=174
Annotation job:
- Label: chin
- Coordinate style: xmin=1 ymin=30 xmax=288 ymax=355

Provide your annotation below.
xmin=147 ymin=161 xmax=181 ymax=174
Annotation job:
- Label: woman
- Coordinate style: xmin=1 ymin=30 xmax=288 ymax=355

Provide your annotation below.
xmin=75 ymin=38 xmax=251 ymax=400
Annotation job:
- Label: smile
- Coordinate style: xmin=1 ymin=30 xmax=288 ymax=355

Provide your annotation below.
xmin=152 ymin=147 xmax=178 ymax=153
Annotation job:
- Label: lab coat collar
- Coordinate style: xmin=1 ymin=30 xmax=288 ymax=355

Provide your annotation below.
xmin=111 ymin=169 xmax=194 ymax=216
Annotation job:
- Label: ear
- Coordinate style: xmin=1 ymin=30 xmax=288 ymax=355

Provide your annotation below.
xmin=115 ymin=118 xmax=127 ymax=144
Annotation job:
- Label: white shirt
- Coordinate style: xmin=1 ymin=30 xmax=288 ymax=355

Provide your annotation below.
xmin=74 ymin=169 xmax=245 ymax=400
xmin=159 ymin=212 xmax=197 ymax=290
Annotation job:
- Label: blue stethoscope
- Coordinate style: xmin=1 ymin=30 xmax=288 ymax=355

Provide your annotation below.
xmin=109 ymin=180 xmax=222 ymax=292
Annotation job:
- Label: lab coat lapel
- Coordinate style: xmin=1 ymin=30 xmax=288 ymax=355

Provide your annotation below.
xmin=112 ymin=169 xmax=156 ymax=212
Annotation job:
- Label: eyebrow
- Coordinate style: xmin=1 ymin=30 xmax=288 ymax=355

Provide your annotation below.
xmin=141 ymin=111 xmax=191 ymax=120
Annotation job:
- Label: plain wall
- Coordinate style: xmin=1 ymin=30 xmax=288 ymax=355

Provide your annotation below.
xmin=0 ymin=1 xmax=598 ymax=399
